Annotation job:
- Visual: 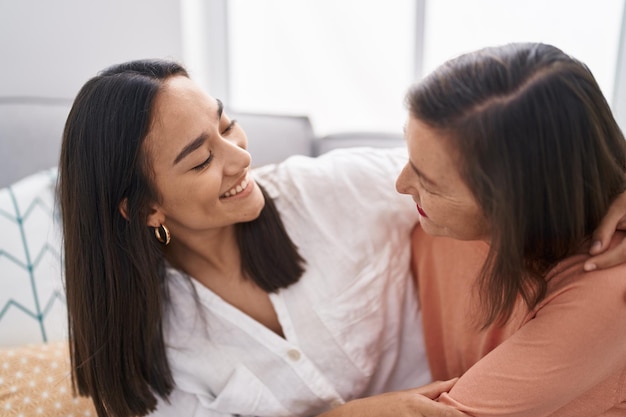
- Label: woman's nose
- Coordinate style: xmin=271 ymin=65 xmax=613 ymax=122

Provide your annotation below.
xmin=222 ymin=137 xmax=251 ymax=176
xmin=396 ymin=164 xmax=414 ymax=195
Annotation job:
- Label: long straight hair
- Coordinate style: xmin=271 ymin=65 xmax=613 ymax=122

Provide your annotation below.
xmin=59 ymin=59 xmax=305 ymax=416
xmin=407 ymin=43 xmax=626 ymax=326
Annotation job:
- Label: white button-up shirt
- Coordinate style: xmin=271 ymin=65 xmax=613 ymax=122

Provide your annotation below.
xmin=152 ymin=147 xmax=430 ymax=417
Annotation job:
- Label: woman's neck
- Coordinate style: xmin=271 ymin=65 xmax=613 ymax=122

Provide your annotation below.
xmin=165 ymin=225 xmax=242 ymax=285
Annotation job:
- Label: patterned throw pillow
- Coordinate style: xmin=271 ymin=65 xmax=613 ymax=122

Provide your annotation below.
xmin=0 ymin=341 xmax=96 ymax=416
xmin=0 ymin=169 xmax=67 ymax=347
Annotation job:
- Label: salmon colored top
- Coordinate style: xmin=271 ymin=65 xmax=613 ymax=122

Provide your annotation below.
xmin=411 ymin=224 xmax=626 ymax=416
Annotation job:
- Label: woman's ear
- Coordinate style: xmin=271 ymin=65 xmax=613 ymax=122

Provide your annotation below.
xmin=119 ymin=199 xmax=164 ymax=228
xmin=118 ymin=198 xmax=130 ymax=221
xmin=145 ymin=204 xmax=164 ymax=228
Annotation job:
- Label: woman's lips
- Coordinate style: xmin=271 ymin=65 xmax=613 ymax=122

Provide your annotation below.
xmin=417 ymin=204 xmax=428 ymax=218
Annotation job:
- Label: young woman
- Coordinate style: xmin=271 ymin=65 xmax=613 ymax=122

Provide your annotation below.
xmin=58 ymin=60 xmax=447 ymax=417
xmin=325 ymin=43 xmax=626 ymax=416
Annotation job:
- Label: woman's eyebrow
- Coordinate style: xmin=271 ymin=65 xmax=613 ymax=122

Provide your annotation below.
xmin=172 ymin=99 xmax=224 ymax=165
xmin=173 ymin=132 xmax=208 ymax=165
xmin=216 ymin=98 xmax=224 ymax=120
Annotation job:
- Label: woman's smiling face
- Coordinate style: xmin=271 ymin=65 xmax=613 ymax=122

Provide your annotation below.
xmin=396 ymin=115 xmax=490 ymax=241
xmin=143 ymin=75 xmax=265 ymax=238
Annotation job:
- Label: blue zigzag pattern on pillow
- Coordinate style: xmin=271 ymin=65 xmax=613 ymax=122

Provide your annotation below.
xmin=0 ymin=172 xmax=65 ymax=343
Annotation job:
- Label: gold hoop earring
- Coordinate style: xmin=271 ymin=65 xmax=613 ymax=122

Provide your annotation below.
xmin=154 ymin=224 xmax=171 ymax=245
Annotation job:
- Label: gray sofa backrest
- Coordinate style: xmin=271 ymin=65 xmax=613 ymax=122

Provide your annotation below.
xmin=1 ymin=97 xmax=404 ymax=189
xmin=0 ymin=98 xmax=318 ymax=188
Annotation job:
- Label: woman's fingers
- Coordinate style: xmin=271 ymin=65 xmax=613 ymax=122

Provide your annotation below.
xmin=316 ymin=379 xmax=466 ymax=417
xmin=585 ymin=190 xmax=626 ymax=271
xmin=415 ymin=399 xmax=468 ymax=417
xmin=585 ymin=237 xmax=626 ymax=271
xmin=410 ymin=378 xmax=459 ymax=399
xmin=402 ymin=379 xmax=466 ymax=416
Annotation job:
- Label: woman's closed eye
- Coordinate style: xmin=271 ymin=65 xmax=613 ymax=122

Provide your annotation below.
xmin=191 ymin=120 xmax=237 ymax=171
xmin=416 ymin=175 xmax=442 ymax=196
xmin=221 ymin=119 xmax=237 ymax=136
xmin=193 ymin=153 xmax=213 ymax=171
xmin=418 ymin=179 xmax=435 ymax=194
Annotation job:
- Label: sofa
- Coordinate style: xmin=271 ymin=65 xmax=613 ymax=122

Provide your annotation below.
xmin=0 ymin=97 xmax=404 ymax=415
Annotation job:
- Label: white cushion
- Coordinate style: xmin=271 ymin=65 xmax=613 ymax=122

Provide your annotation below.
xmin=0 ymin=168 xmax=66 ymax=347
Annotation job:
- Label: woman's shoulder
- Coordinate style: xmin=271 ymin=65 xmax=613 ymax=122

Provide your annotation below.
xmin=541 ymin=231 xmax=626 ymax=311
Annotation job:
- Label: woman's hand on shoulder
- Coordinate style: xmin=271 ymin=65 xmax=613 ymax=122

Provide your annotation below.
xmin=317 ymin=379 xmax=466 ymax=417
xmin=586 ymin=189 xmax=626 ymax=271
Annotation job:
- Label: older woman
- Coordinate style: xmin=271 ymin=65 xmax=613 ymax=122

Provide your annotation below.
xmin=324 ymin=43 xmax=626 ymax=417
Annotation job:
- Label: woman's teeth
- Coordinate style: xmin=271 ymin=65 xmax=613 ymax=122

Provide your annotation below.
xmin=222 ymin=178 xmax=249 ymax=198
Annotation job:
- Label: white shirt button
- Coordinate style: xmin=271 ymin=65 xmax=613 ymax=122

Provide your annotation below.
xmin=287 ymin=349 xmax=301 ymax=361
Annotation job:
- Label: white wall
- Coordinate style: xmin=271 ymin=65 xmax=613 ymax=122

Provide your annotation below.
xmin=0 ymin=0 xmax=184 ymax=99
xmin=0 ymin=0 xmax=185 ymax=185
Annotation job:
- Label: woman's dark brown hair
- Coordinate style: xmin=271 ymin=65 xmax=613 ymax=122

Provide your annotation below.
xmin=59 ymin=59 xmax=304 ymax=416
xmin=406 ymin=43 xmax=626 ymax=327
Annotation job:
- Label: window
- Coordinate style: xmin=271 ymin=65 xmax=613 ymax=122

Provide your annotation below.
xmin=228 ymin=0 xmax=417 ymax=135
xmin=423 ymin=0 xmax=624 ymax=102
xmin=185 ymin=0 xmax=625 ymax=134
